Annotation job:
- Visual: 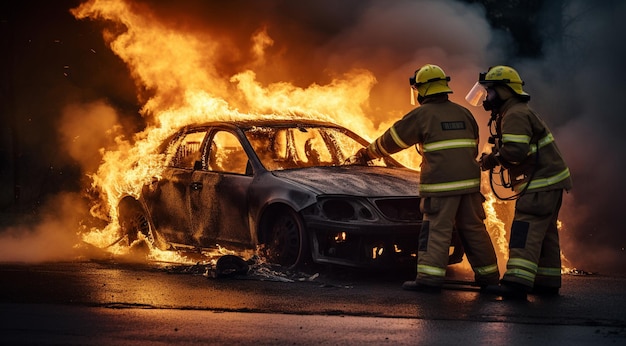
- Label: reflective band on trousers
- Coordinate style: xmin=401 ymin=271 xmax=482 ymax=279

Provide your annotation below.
xmin=517 ymin=168 xmax=571 ymax=191
xmin=505 ymin=257 xmax=537 ymax=282
xmin=418 ymin=264 xmax=446 ymax=277
xmin=422 ymin=138 xmax=477 ymax=152
xmin=537 ymin=266 xmax=562 ymax=277
xmin=508 ymin=257 xmax=538 ymax=272
xmin=504 ymin=268 xmax=536 ymax=283
xmin=474 ymin=263 xmax=499 ymax=276
xmin=420 ymin=178 xmax=480 ymax=193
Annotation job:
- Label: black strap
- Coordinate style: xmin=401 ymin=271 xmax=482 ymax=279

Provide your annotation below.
xmin=488 ymin=112 xmax=542 ymax=201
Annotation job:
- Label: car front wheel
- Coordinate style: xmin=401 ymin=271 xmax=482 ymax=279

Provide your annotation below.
xmin=263 ymin=207 xmax=309 ymax=269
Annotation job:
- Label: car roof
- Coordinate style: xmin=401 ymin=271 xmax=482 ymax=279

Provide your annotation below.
xmin=182 ymin=118 xmax=349 ymax=131
xmin=158 ymin=118 xmax=361 ymax=153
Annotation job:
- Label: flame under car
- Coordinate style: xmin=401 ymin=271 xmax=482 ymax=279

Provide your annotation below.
xmin=117 ymin=119 xmax=463 ymax=269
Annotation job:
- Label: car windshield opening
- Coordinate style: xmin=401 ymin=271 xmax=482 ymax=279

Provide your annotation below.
xmin=244 ymin=125 xmax=389 ymax=171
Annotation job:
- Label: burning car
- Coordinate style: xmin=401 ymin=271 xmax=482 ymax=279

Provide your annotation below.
xmin=117 ymin=119 xmax=462 ymax=269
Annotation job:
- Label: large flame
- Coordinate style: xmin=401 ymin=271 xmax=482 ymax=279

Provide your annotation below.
xmin=71 ymin=0 xmax=385 ymax=256
xmin=72 ymin=0 xmax=513 ymax=268
xmin=481 ymin=173 xmax=511 ymax=274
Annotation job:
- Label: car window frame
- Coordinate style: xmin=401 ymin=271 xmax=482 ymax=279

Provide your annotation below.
xmin=241 ymin=123 xmax=405 ymax=171
xmin=204 ymin=128 xmax=254 ymax=176
xmin=164 ymin=128 xmax=211 ymax=170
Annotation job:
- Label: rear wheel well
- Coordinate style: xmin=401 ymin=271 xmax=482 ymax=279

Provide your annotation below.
xmin=117 ymin=197 xmax=168 ymax=250
xmin=118 ymin=197 xmax=141 ymax=215
xmin=117 ymin=197 xmax=148 ymax=242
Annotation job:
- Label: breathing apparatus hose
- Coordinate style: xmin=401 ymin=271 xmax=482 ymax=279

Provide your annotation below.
xmin=486 ymin=111 xmax=540 ymax=201
xmin=488 ymin=141 xmax=539 ymax=201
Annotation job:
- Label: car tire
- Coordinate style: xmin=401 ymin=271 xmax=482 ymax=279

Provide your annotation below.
xmin=263 ymin=207 xmax=309 ymax=269
xmin=118 ymin=199 xmax=166 ymax=250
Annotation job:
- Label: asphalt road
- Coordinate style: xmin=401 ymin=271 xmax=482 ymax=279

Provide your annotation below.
xmin=1 ymin=259 xmax=625 ymax=345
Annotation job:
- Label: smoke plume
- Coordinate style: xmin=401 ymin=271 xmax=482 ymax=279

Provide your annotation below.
xmin=517 ymin=1 xmax=626 ymax=274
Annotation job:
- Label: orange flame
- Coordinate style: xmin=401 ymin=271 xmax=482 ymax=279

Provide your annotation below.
xmin=71 ymin=0 xmax=387 ymax=258
xmin=481 ymin=174 xmax=511 ymax=274
xmin=71 ymin=0 xmax=509 ymax=271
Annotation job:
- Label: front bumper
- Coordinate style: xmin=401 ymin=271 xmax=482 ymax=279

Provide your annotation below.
xmin=304 ymin=218 xmax=421 ymax=269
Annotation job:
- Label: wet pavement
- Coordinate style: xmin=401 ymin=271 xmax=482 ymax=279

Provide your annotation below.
xmin=1 ymin=260 xmax=625 ymax=345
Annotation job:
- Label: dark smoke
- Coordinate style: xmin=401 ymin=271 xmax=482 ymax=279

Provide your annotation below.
xmin=515 ymin=1 xmax=626 ymax=274
xmin=1 ymin=0 xmax=624 ymax=274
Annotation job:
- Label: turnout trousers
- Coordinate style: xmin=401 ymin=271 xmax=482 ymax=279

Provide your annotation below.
xmin=417 ymin=192 xmax=500 ymax=287
xmin=502 ymin=189 xmax=564 ymax=289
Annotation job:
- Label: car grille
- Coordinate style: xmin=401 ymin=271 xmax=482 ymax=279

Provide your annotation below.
xmin=374 ymin=197 xmax=422 ymax=221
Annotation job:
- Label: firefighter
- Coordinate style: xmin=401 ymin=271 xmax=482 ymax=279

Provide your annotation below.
xmin=352 ymin=64 xmax=500 ymax=292
xmin=466 ymin=65 xmax=573 ymax=299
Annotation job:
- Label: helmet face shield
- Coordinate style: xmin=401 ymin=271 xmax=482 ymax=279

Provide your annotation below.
xmin=409 ymin=74 xmax=418 ymax=88
xmin=481 ymin=66 xmax=529 ymax=97
xmin=465 ymin=82 xmax=488 ymax=107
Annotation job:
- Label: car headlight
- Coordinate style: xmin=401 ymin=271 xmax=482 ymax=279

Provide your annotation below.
xmin=317 ymin=197 xmax=377 ymax=221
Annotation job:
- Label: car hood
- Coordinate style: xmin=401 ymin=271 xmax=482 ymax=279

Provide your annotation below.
xmin=271 ymin=166 xmax=420 ymax=196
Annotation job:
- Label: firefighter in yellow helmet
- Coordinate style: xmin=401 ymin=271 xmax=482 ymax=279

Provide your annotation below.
xmin=466 ymin=65 xmax=573 ymax=299
xmin=351 ymin=64 xmax=500 ymax=292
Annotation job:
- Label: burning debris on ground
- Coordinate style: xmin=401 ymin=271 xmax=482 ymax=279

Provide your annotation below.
xmin=159 ymin=253 xmax=326 ymax=283
xmin=563 ymin=268 xmax=595 ymax=276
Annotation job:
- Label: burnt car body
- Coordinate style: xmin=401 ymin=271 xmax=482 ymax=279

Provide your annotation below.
xmin=117 ymin=119 xmax=462 ymax=269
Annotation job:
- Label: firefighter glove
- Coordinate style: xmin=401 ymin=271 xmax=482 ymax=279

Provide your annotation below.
xmin=479 ymin=152 xmax=499 ymax=171
xmin=346 ymin=148 xmax=372 ymax=165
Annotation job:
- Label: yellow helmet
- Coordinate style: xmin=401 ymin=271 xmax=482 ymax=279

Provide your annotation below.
xmin=479 ymin=65 xmax=529 ymax=96
xmin=409 ymin=64 xmax=452 ymax=97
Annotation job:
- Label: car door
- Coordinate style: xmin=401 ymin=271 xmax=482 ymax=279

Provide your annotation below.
xmin=144 ymin=129 xmax=207 ymax=244
xmin=189 ymin=130 xmax=254 ymax=248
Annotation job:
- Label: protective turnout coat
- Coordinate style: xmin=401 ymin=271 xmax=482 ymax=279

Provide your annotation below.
xmin=494 ymin=98 xmax=573 ymax=193
xmin=366 ymin=95 xmax=499 ymax=287
xmin=366 ymin=95 xmax=481 ymax=196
